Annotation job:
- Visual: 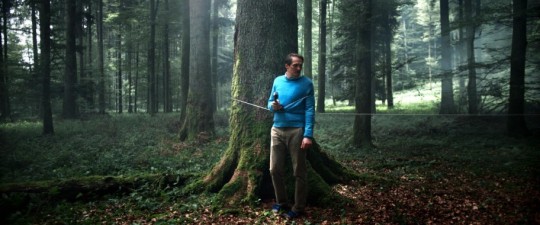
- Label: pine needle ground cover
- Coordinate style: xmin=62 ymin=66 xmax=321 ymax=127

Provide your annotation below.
xmin=1 ymin=109 xmax=539 ymax=224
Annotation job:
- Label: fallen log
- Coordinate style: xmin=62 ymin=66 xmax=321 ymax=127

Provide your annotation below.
xmin=0 ymin=173 xmax=195 ymax=221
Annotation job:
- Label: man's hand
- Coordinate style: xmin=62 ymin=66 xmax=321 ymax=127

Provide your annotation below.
xmin=300 ymin=137 xmax=312 ymax=150
xmin=271 ymin=100 xmax=283 ymax=111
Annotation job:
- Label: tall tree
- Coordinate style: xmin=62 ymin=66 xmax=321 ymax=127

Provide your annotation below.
xmin=304 ymin=0 xmax=313 ymax=79
xmin=210 ymin=0 xmax=218 ymax=112
xmin=179 ymin=0 xmax=214 ymax=140
xmin=86 ymin=1 xmax=95 ymax=110
xmin=0 ymin=0 xmax=10 ymax=120
xmin=507 ymin=0 xmax=529 ymax=136
xmin=178 ymin=0 xmax=190 ymax=126
xmin=317 ymin=0 xmax=327 ymax=112
xmin=64 ymin=0 xmax=79 ymax=118
xmin=465 ymin=0 xmax=478 ymax=114
xmin=439 ymin=0 xmax=456 ymax=114
xmin=353 ymin=0 xmax=373 ymax=148
xmin=148 ymin=0 xmax=158 ymax=114
xmin=31 ymin=0 xmax=40 ymax=115
xmin=383 ymin=9 xmax=394 ymax=109
xmin=163 ymin=0 xmax=172 ymax=112
xmin=98 ymin=0 xmax=106 ymax=114
xmin=196 ymin=0 xmax=355 ymax=206
xmin=40 ymin=0 xmax=54 ymax=134
xmin=116 ymin=32 xmax=123 ymax=113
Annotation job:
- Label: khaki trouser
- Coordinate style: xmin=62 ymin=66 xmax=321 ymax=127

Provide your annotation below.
xmin=269 ymin=127 xmax=307 ymax=213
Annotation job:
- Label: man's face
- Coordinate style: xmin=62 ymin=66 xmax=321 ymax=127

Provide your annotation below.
xmin=285 ymin=57 xmax=303 ymax=78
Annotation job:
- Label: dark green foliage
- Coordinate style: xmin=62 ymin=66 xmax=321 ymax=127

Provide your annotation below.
xmin=1 ymin=103 xmax=539 ymax=223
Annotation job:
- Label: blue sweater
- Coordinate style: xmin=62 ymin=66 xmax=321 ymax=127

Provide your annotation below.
xmin=267 ymin=75 xmax=315 ymax=138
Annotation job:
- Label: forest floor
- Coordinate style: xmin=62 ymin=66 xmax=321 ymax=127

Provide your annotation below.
xmin=1 ymin=112 xmax=539 ymax=224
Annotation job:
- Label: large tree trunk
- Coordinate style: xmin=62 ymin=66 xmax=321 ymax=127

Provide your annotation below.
xmin=179 ymin=0 xmax=214 ymax=141
xmin=353 ymin=0 xmax=373 ymax=148
xmin=64 ymin=0 xmax=79 ymax=118
xmin=197 ymin=0 xmax=356 ymax=207
xmin=40 ymin=0 xmax=54 ymax=135
xmin=507 ymin=0 xmax=529 ymax=136
xmin=439 ymin=0 xmax=456 ymax=114
xmin=303 ymin=0 xmax=313 ymax=79
xmin=317 ymin=0 xmax=327 ymax=113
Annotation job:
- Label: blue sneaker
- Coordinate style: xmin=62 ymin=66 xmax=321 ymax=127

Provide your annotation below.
xmin=281 ymin=210 xmax=300 ymax=219
xmin=271 ymin=204 xmax=282 ymax=214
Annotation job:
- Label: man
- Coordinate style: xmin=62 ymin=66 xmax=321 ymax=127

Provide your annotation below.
xmin=267 ymin=53 xmax=315 ymax=219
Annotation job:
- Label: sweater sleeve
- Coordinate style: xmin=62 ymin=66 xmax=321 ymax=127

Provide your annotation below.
xmin=268 ymin=80 xmax=277 ymax=111
xmin=303 ymin=83 xmax=315 ymax=138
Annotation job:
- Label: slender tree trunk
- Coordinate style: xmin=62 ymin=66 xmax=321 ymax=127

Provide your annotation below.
xmin=148 ymin=0 xmax=158 ymax=114
xmin=134 ymin=43 xmax=140 ymax=113
xmin=304 ymin=0 xmax=313 ymax=79
xmin=179 ymin=0 xmax=214 ymax=141
xmin=353 ymin=0 xmax=373 ymax=148
xmin=384 ymin=11 xmax=394 ymax=109
xmin=317 ymin=0 xmax=327 ymax=112
xmin=163 ymin=0 xmax=172 ymax=113
xmin=178 ymin=0 xmax=190 ymax=126
xmin=128 ymin=29 xmax=133 ymax=113
xmin=86 ymin=1 xmax=94 ymax=110
xmin=465 ymin=0 xmax=478 ymax=114
xmin=117 ymin=32 xmax=123 ymax=113
xmin=64 ymin=0 xmax=79 ymax=118
xmin=439 ymin=0 xmax=456 ymax=114
xmin=98 ymin=0 xmax=106 ymax=114
xmin=507 ymin=0 xmax=529 ymax=136
xmin=458 ymin=0 xmax=467 ymax=111
xmin=77 ymin=0 xmax=86 ymax=112
xmin=0 ymin=0 xmax=10 ymax=120
xmin=40 ymin=0 xmax=54 ymax=134
xmin=329 ymin=0 xmax=336 ymax=106
xmin=31 ymin=0 xmax=40 ymax=116
xmin=210 ymin=0 xmax=218 ymax=111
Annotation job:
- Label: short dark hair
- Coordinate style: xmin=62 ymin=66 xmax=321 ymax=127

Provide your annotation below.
xmin=284 ymin=53 xmax=304 ymax=65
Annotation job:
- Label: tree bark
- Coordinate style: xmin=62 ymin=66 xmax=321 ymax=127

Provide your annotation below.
xmin=439 ymin=0 xmax=456 ymax=114
xmin=163 ymin=0 xmax=172 ymax=113
xmin=304 ymin=0 xmax=313 ymax=79
xmin=507 ymin=0 xmax=529 ymax=136
xmin=148 ymin=0 xmax=158 ymax=114
xmin=317 ymin=0 xmax=327 ymax=113
xmin=116 ymin=32 xmax=123 ymax=113
xmin=196 ymin=0 xmax=356 ymax=207
xmin=0 ymin=0 xmax=10 ymax=120
xmin=465 ymin=0 xmax=478 ymax=114
xmin=384 ymin=10 xmax=394 ymax=109
xmin=98 ymin=0 xmax=106 ymax=114
xmin=40 ymin=0 xmax=54 ymax=135
xmin=179 ymin=0 xmax=214 ymax=141
xmin=353 ymin=0 xmax=373 ymax=148
xmin=178 ymin=0 xmax=190 ymax=128
xmin=64 ymin=0 xmax=79 ymax=119
xmin=210 ymin=0 xmax=218 ymax=112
